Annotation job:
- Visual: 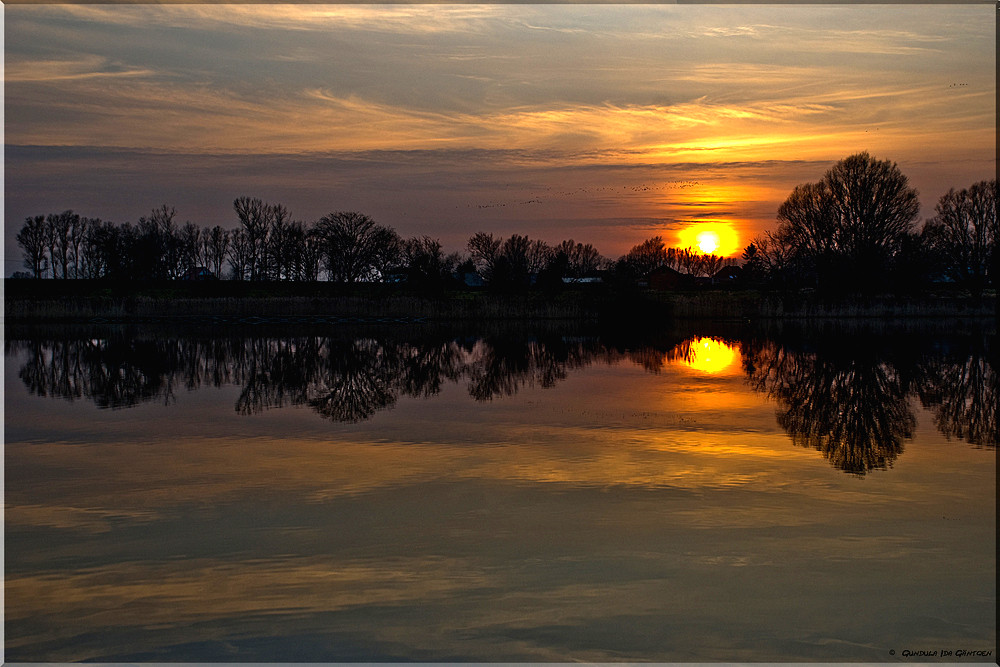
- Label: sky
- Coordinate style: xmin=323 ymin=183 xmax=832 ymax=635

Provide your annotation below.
xmin=3 ymin=3 xmax=996 ymax=273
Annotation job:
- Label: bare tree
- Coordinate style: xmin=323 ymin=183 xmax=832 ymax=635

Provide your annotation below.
xmin=403 ymin=236 xmax=461 ymax=289
xmin=316 ymin=211 xmax=401 ymax=283
xmin=825 ymin=153 xmax=919 ymax=261
xmin=178 ymin=222 xmax=202 ymax=278
xmin=489 ymin=234 xmax=541 ymax=289
xmin=68 ymin=216 xmax=90 ymax=278
xmin=620 ymin=236 xmax=669 ymax=277
xmin=280 ymin=221 xmax=308 ymax=281
xmin=466 ymin=232 xmax=502 ymax=282
xmin=81 ymin=219 xmax=119 ymax=279
xmin=16 ymin=215 xmax=49 ymax=278
xmin=772 ymin=152 xmax=920 ymax=290
xmin=748 ymin=230 xmax=797 ymax=288
xmin=46 ymin=211 xmax=78 ymax=279
xmin=695 ymin=253 xmax=725 ymax=278
xmin=228 ymin=228 xmax=253 ymax=281
xmin=923 ymin=179 xmax=998 ymax=294
xmin=302 ymin=223 xmax=324 ymax=282
xmin=260 ymin=205 xmax=300 ymax=280
xmin=135 ymin=205 xmax=180 ymax=279
xmin=526 ymin=238 xmax=552 ymax=275
xmin=776 ymin=181 xmax=839 ymax=258
xmin=561 ymin=240 xmax=604 ymax=277
xmin=203 ymin=225 xmax=230 ymax=279
xmin=233 ymin=197 xmax=276 ymax=280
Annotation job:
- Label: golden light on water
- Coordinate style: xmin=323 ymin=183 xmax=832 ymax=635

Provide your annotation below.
xmin=676 ymin=222 xmax=741 ymax=257
xmin=682 ymin=337 xmax=738 ymax=374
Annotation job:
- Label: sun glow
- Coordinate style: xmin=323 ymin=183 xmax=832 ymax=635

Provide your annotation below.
xmin=696 ymin=230 xmax=721 ymax=254
xmin=676 ymin=222 xmax=741 ymax=257
xmin=682 ymin=338 xmax=738 ymax=375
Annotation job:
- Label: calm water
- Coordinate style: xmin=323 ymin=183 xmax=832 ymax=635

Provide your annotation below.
xmin=3 ymin=322 xmax=996 ymax=662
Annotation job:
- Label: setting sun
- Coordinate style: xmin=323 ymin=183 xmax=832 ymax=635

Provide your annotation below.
xmin=696 ymin=231 xmax=721 ymax=254
xmin=676 ymin=222 xmax=740 ymax=257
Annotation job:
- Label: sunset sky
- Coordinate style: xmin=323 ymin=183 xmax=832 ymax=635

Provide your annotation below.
xmin=4 ymin=3 xmax=995 ymax=272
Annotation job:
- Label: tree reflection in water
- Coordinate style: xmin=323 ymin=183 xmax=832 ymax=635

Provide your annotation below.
xmin=742 ymin=338 xmax=914 ymax=475
xmin=914 ymin=337 xmax=997 ymax=448
xmin=7 ymin=326 xmax=995 ymax=471
xmin=7 ymin=331 xmax=618 ymax=424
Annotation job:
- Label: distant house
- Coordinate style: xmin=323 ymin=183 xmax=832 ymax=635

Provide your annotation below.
xmin=383 ymin=271 xmax=409 ymax=284
xmin=644 ymin=266 xmax=685 ymax=290
xmin=457 ymin=271 xmax=485 ymax=288
xmin=181 ymin=266 xmax=217 ymax=281
xmin=712 ymin=265 xmax=743 ymax=285
xmin=561 ymin=274 xmax=605 ymax=285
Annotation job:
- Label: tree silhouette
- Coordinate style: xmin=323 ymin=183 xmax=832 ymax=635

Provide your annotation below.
xmin=921 ymin=179 xmax=998 ymax=295
xmin=466 ymin=231 xmax=500 ymax=282
xmin=16 ymin=215 xmax=49 ymax=278
xmin=402 ymin=236 xmax=461 ymax=291
xmin=203 ymin=225 xmax=231 ymax=279
xmin=233 ymin=197 xmax=277 ymax=280
xmin=317 ymin=211 xmax=401 ymax=283
xmin=768 ymin=152 xmax=920 ymax=292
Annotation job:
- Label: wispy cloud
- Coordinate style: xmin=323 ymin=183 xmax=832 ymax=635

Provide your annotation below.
xmin=5 ymin=55 xmax=155 ymax=83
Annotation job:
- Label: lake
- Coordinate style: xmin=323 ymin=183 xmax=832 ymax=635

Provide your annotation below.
xmin=3 ymin=321 xmax=996 ymax=662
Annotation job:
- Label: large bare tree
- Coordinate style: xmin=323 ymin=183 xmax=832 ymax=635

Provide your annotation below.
xmin=316 ymin=211 xmax=400 ymax=283
xmin=772 ymin=152 xmax=920 ymax=290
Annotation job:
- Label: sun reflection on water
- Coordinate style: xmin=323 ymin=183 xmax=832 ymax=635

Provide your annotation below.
xmin=681 ymin=337 xmax=738 ymax=374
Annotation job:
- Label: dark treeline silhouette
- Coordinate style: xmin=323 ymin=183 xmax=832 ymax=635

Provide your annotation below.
xmin=8 ymin=325 xmax=995 ymax=473
xmin=22 ymin=152 xmax=993 ymax=297
xmin=12 ymin=198 xmax=616 ymax=291
xmin=742 ymin=153 xmax=997 ymax=296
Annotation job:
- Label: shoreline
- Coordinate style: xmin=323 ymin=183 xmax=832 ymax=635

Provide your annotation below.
xmin=3 ymin=280 xmax=996 ymax=324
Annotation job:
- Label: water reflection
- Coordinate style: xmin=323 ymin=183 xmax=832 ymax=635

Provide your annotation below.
xmin=6 ymin=326 xmax=995 ymax=472
xmin=742 ymin=338 xmax=914 ymax=475
xmin=914 ymin=340 xmax=998 ymax=449
xmin=6 ymin=332 xmax=622 ymax=423
xmin=678 ymin=337 xmax=738 ymax=374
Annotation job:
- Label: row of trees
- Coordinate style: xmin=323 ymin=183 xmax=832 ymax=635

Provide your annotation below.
xmin=16 ymin=205 xmax=237 ymax=282
xmin=742 ymin=153 xmax=997 ymax=294
xmin=14 ymin=196 xmax=623 ymax=290
xmin=15 ymin=152 xmax=997 ymax=294
xmin=616 ymin=237 xmax=737 ymax=281
xmin=12 ymin=197 xmax=739 ymax=291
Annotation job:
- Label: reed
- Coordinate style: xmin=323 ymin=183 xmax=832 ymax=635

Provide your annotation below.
xmin=4 ymin=281 xmax=994 ymax=323
xmin=3 ymin=292 xmax=602 ymax=322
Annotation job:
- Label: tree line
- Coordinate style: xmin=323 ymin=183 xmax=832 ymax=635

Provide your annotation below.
xmin=14 ymin=152 xmax=998 ymax=295
xmin=741 ymin=153 xmax=997 ymax=295
xmin=9 ymin=196 xmax=742 ymax=291
xmin=14 ymin=197 xmax=618 ymax=290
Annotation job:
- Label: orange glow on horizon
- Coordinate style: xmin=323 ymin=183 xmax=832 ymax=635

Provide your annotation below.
xmin=676 ymin=222 xmax=741 ymax=257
